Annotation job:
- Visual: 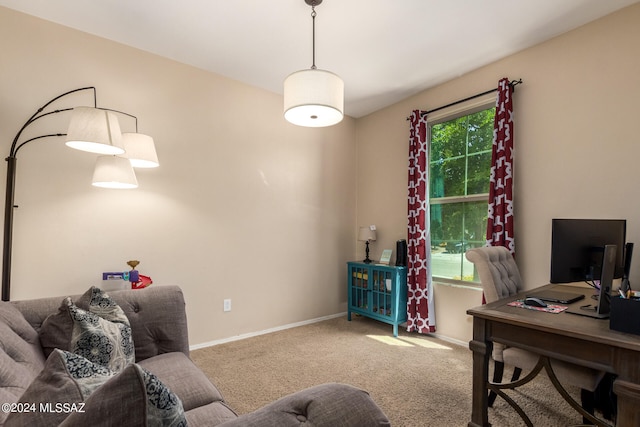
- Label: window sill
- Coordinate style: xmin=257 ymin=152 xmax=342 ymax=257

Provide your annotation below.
xmin=432 ymin=277 xmax=482 ymax=291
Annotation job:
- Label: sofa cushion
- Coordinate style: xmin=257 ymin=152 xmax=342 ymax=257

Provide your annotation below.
xmin=138 ymin=352 xmax=234 ymax=414
xmin=184 ymin=402 xmax=238 ymax=426
xmin=67 ymin=298 xmax=134 ymax=372
xmin=0 ymin=302 xmax=46 ymax=425
xmin=140 ymin=352 xmax=238 ymax=424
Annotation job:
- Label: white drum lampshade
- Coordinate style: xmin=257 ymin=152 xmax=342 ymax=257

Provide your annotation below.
xmin=92 ymin=156 xmax=138 ymax=189
xmin=284 ymin=68 xmax=344 ymax=127
xmin=65 ymin=107 xmax=125 ymax=155
xmin=122 ymin=133 xmax=159 ymax=168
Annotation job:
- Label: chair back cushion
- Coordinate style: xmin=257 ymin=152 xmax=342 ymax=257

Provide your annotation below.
xmin=465 ymin=246 xmax=523 ymax=303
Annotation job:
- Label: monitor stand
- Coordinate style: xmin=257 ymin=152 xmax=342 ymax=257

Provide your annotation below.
xmin=566 ymin=244 xmax=616 ymax=319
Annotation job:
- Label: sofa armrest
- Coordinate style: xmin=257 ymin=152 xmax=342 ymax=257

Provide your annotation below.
xmin=217 ymin=383 xmax=390 ymax=427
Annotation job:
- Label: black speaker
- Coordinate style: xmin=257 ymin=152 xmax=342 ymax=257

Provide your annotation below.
xmin=396 ymin=239 xmax=407 ymax=266
xmin=621 ymin=242 xmax=634 ymax=293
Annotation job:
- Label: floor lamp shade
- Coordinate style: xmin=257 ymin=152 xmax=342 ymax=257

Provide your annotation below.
xmin=284 ymin=69 xmax=344 ymax=127
xmin=122 ymin=133 xmax=159 ymax=168
xmin=92 ymin=156 xmax=138 ymax=189
xmin=65 ymin=107 xmax=125 ymax=155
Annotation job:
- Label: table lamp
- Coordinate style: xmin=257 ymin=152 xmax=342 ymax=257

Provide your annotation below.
xmin=358 ymin=226 xmax=377 ymax=264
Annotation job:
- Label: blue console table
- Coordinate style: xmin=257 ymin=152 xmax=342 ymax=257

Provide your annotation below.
xmin=347 ymin=261 xmax=407 ymax=337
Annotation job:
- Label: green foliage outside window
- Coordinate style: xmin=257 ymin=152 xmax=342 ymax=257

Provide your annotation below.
xmin=429 ymin=107 xmax=495 ymax=282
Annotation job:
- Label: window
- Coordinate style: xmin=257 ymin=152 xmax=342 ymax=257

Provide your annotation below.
xmin=429 ymin=104 xmax=495 ymax=283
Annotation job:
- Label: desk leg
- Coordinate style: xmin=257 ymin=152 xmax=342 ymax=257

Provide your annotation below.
xmin=613 ymin=379 xmax=640 ymax=426
xmin=468 ymin=317 xmax=492 ymax=427
xmin=612 ymin=349 xmax=640 ymax=426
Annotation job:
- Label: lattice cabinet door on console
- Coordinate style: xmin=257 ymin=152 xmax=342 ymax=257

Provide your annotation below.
xmin=347 ymin=262 xmax=407 ymax=337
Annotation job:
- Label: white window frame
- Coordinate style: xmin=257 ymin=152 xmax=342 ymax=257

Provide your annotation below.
xmin=428 ymin=93 xmax=496 ymax=286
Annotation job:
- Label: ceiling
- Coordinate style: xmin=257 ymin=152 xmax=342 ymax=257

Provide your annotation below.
xmin=1 ymin=0 xmax=638 ymax=118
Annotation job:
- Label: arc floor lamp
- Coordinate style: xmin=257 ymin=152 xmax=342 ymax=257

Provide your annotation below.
xmin=2 ymin=86 xmax=159 ymax=301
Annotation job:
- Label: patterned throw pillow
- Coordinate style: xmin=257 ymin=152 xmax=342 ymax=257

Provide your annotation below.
xmin=39 ymin=286 xmax=133 ymax=358
xmin=59 ymin=350 xmax=116 ymax=399
xmin=59 ymin=361 xmax=187 ymax=427
xmin=136 ymin=365 xmax=187 ymax=427
xmin=87 ymin=286 xmax=129 ymax=324
xmin=7 ymin=350 xmax=186 ymax=427
xmin=67 ymin=295 xmax=135 ymax=372
xmin=4 ymin=349 xmax=115 ymax=426
xmin=64 ymin=352 xmax=188 ymax=427
xmin=39 ymin=288 xmax=94 ymax=357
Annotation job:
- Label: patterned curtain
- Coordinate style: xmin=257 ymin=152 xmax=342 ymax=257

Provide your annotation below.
xmin=486 ymin=77 xmax=515 ymax=254
xmin=407 ymin=110 xmax=436 ymax=334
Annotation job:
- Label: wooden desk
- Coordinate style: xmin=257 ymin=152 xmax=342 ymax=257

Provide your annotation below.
xmin=467 ymin=284 xmax=640 ymax=427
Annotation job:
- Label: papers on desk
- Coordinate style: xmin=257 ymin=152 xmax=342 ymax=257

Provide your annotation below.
xmin=508 ymin=299 xmax=568 ymax=314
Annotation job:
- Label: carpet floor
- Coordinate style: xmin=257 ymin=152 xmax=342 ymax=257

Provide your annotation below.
xmin=191 ymin=315 xmax=590 ymax=426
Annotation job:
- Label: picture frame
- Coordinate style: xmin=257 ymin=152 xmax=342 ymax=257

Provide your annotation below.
xmin=379 ymin=249 xmax=392 ymax=265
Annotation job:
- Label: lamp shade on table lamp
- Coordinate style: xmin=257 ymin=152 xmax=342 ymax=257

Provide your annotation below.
xmin=358 ymin=226 xmax=377 ymax=243
xmin=358 ymin=226 xmax=377 ymax=263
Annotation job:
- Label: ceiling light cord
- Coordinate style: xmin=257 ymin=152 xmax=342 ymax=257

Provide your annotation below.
xmin=311 ymin=6 xmax=317 ymax=70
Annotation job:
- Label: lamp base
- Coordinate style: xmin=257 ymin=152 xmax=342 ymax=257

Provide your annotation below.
xmin=363 ymin=241 xmax=372 ymax=264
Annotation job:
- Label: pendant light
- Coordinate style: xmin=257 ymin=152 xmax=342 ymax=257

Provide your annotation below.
xmin=284 ymin=0 xmax=344 ymax=127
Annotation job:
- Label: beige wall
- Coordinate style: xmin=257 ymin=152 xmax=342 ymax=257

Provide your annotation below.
xmin=356 ymin=3 xmax=640 ymax=343
xmin=3 ymin=4 xmax=640 ymax=347
xmin=0 ymin=7 xmax=357 ymax=346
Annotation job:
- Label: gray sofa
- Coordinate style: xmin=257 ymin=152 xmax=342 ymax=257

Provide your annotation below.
xmin=0 ymin=285 xmax=390 ymax=426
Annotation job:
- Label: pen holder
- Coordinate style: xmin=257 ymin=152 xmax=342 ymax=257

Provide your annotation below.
xmin=610 ymin=296 xmax=640 ymax=335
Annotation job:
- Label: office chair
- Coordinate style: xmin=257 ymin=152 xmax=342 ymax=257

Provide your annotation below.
xmin=465 ymin=246 xmax=606 ymax=422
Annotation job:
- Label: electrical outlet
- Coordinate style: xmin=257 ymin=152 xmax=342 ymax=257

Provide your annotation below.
xmin=223 ymin=299 xmax=231 ymax=312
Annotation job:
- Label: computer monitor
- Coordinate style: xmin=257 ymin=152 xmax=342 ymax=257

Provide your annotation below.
xmin=550 ymin=218 xmax=626 ymax=283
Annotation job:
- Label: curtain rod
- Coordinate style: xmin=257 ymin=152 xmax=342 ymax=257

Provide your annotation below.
xmin=407 ymin=78 xmax=523 ymax=120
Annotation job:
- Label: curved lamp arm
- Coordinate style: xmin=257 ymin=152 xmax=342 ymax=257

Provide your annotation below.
xmin=2 ymin=87 xmax=97 ymax=301
xmin=2 ymin=87 xmax=150 ymax=301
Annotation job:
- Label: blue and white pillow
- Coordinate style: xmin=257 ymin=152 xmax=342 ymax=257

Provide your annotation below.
xmin=137 ymin=366 xmax=187 ymax=427
xmin=58 ymin=349 xmax=116 ymax=399
xmin=4 ymin=349 xmax=115 ymax=426
xmin=88 ymin=286 xmax=129 ymax=324
xmin=7 ymin=349 xmax=186 ymax=427
xmin=67 ymin=293 xmax=134 ymax=372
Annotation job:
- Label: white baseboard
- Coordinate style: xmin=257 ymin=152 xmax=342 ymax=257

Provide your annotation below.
xmin=189 ymin=312 xmax=347 ymax=351
xmin=429 ymin=332 xmax=468 ymax=348
xmin=189 ymin=312 xmax=467 ymax=351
